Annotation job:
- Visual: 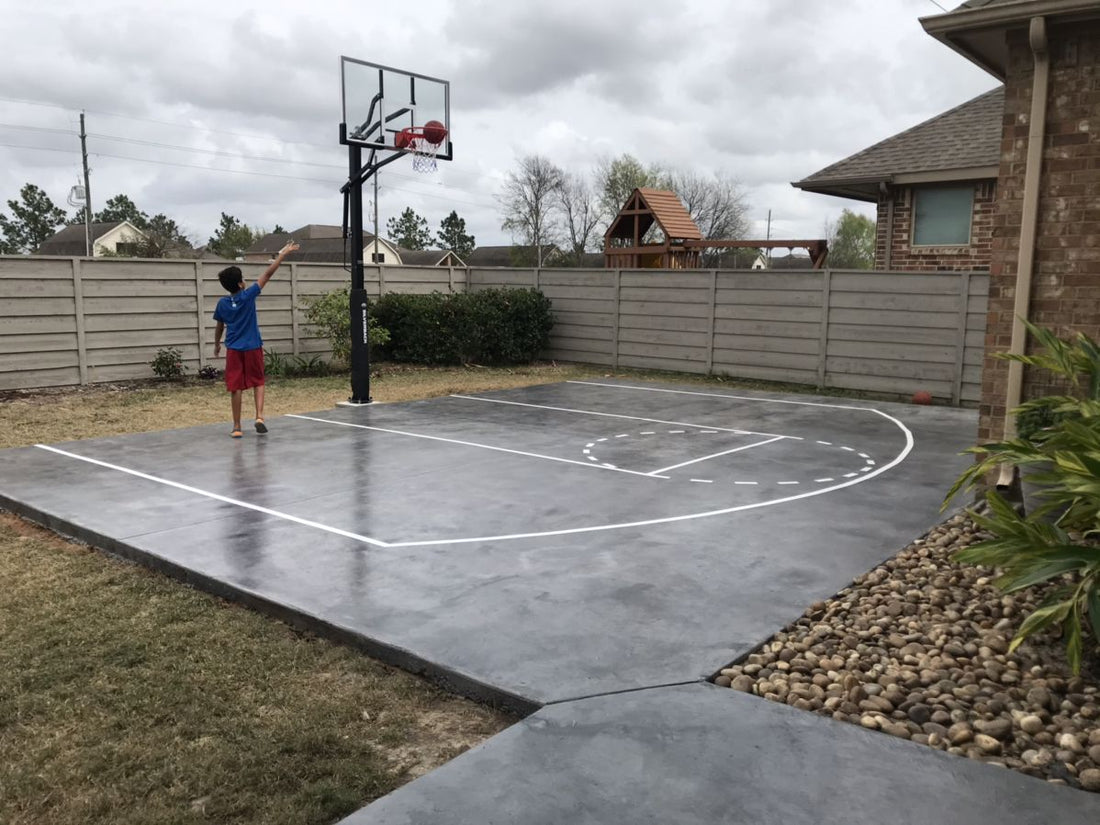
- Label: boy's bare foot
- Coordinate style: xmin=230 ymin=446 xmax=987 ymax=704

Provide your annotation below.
xmin=255 ymin=418 xmax=268 ymax=434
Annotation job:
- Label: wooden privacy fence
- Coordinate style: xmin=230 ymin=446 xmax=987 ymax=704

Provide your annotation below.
xmin=0 ymin=256 xmax=460 ymax=390
xmin=1 ymin=256 xmax=987 ymax=403
xmin=471 ymin=267 xmax=988 ymax=405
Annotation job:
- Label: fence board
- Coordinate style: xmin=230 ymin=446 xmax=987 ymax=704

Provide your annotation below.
xmin=715 ymin=272 xmax=822 ymax=291
xmin=620 ymin=271 xmax=713 ymax=289
xmin=712 ymin=334 xmax=820 ymax=356
xmin=715 ymin=288 xmax=823 ymax=307
xmin=0 ymin=278 xmax=75 ymax=298
xmin=714 ymin=349 xmax=818 ymax=372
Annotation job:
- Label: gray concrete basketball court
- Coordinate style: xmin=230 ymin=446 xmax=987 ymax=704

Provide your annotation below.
xmin=3 ymin=378 xmax=1097 ymax=822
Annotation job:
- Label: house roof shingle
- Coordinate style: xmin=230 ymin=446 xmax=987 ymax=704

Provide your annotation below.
xmin=35 ymin=222 xmax=126 ymax=255
xmin=396 ymin=248 xmax=463 ymax=266
xmin=792 ymin=87 xmax=1004 ymax=202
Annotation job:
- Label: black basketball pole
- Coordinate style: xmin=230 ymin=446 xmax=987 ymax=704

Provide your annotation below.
xmin=346 ymin=135 xmax=372 ymax=404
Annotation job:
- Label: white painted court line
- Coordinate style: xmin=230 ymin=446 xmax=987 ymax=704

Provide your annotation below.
xmin=33 ymin=444 xmax=392 ymax=547
xmin=286 ymin=414 xmax=670 ymax=480
xmin=815 ymin=478 xmax=835 ymax=483
xmin=734 ymin=481 xmax=759 ymax=486
xmin=646 ymin=435 xmax=785 ymax=476
xmin=568 ymin=380 xmax=897 ymax=414
xmin=690 ymin=478 xmax=714 ymax=484
xmin=777 ymin=481 xmax=800 ymax=485
xmin=448 ymin=394 xmax=794 ymax=440
xmin=381 ymin=419 xmax=914 ymax=548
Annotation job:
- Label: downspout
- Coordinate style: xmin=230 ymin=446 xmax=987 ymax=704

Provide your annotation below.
xmin=998 ymin=15 xmax=1049 ymax=486
xmin=880 ymin=182 xmax=893 ymax=271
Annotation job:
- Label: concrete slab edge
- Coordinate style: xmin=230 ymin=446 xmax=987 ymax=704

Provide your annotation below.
xmin=0 ymin=495 xmax=541 ymax=717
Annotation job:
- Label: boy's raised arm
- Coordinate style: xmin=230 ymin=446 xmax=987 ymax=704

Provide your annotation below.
xmin=257 ymin=241 xmax=299 ymax=289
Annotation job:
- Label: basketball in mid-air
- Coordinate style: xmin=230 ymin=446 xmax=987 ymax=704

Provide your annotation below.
xmin=423 ymin=120 xmax=447 ymax=145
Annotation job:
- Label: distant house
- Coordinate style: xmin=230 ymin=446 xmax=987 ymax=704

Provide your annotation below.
xmin=466 ymin=245 xmax=561 ymax=267
xmin=792 ymin=88 xmax=1002 ymax=272
xmin=35 ymin=221 xmax=149 ymax=257
xmin=246 ymin=225 xmax=458 ymax=266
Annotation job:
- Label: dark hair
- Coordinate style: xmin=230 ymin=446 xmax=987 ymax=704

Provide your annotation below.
xmin=218 ymin=266 xmax=243 ymax=293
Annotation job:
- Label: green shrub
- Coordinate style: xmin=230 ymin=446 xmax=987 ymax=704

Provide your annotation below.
xmin=263 ymin=350 xmax=332 ymax=378
xmin=301 ymin=287 xmax=391 ymax=366
xmin=371 ymin=288 xmax=553 ymax=366
xmin=946 ymin=320 xmax=1100 ymax=673
xmin=150 ymin=346 xmax=186 ymax=380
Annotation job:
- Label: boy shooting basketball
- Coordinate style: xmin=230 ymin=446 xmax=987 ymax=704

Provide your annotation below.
xmin=213 ymin=241 xmax=299 ymax=437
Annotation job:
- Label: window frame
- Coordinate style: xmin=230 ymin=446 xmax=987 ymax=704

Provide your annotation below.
xmin=910 ymin=184 xmax=975 ymax=248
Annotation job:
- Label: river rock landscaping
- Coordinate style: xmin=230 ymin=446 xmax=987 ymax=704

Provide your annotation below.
xmin=715 ymin=511 xmax=1100 ymax=792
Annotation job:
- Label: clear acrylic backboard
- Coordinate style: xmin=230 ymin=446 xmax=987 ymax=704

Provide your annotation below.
xmin=340 ymin=56 xmax=451 ymax=160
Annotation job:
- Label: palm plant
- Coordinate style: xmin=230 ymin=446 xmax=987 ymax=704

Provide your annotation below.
xmin=946 ymin=320 xmax=1100 ymax=673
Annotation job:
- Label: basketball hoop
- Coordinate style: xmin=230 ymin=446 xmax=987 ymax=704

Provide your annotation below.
xmin=395 ymin=120 xmax=448 ymax=173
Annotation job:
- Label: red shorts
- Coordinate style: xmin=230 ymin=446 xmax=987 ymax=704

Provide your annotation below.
xmin=224 ymin=347 xmax=265 ymax=392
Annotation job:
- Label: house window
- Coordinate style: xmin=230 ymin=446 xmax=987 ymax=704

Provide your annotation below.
xmin=912 ymin=185 xmax=973 ymax=246
xmin=372 ymin=252 xmax=385 ymax=263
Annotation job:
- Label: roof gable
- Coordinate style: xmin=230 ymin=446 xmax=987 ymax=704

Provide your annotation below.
xmin=606 ymin=188 xmax=702 ymax=243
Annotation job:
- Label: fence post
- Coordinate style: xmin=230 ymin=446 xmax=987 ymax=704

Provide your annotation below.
xmin=194 ymin=261 xmax=207 ymax=369
xmin=706 ymin=269 xmax=718 ymax=375
xmin=612 ymin=269 xmax=622 ymax=369
xmin=448 ymin=266 xmax=455 ymax=293
xmin=290 ymin=262 xmax=300 ymax=356
xmin=952 ymin=271 xmax=972 ymax=406
xmin=72 ymin=258 xmax=88 ymax=385
xmin=817 ymin=268 xmax=832 ymax=390
xmin=377 ymin=263 xmax=386 ymax=298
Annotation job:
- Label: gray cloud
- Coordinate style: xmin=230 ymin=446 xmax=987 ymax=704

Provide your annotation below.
xmin=0 ymin=0 xmax=1002 ymax=247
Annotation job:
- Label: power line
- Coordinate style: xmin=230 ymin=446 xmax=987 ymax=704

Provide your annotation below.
xmin=0 ymin=122 xmax=75 ymax=136
xmin=0 ymin=100 xmax=497 ymax=190
xmin=87 ymin=132 xmax=346 ymax=170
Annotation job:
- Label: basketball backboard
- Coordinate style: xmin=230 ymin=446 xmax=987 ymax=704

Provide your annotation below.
xmin=340 ymin=57 xmax=451 ymax=160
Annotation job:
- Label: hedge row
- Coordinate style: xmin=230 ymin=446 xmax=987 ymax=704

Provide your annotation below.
xmin=370 ymin=288 xmax=553 ymax=365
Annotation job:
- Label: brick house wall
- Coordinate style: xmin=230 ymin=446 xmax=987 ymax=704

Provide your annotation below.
xmin=874 ymin=181 xmax=997 ymax=272
xmin=980 ymin=20 xmax=1100 ymax=442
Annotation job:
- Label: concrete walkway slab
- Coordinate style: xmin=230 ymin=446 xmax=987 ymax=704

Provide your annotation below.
xmin=340 ymin=684 xmax=1100 ymax=825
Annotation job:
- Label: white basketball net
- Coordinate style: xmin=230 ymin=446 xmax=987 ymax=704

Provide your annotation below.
xmin=410 ymin=137 xmax=442 ymax=173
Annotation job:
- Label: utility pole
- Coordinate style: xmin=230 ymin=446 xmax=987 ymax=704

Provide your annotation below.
xmin=765 ymin=209 xmax=772 ymax=268
xmin=79 ymin=112 xmax=93 ymax=256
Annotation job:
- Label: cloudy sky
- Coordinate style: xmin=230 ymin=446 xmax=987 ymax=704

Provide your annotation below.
xmin=0 ymin=0 xmax=999 ymax=252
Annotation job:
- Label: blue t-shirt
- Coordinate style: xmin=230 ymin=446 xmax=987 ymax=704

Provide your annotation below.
xmin=213 ymin=283 xmax=263 ymax=351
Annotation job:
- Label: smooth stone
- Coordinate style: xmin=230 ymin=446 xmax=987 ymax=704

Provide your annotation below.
xmin=975 ymin=734 xmax=1002 ymax=755
xmin=1019 ymin=715 xmax=1045 ymax=735
xmin=731 ymin=675 xmax=756 ymax=693
xmin=977 ymin=718 xmax=1013 ymax=741
xmin=1080 ymin=769 xmax=1100 ymax=792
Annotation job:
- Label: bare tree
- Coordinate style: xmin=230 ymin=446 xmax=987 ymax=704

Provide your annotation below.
xmin=556 ymin=172 xmax=605 ymax=265
xmin=498 ymin=155 xmax=564 ymax=266
xmin=669 ymin=170 xmax=750 ymax=266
